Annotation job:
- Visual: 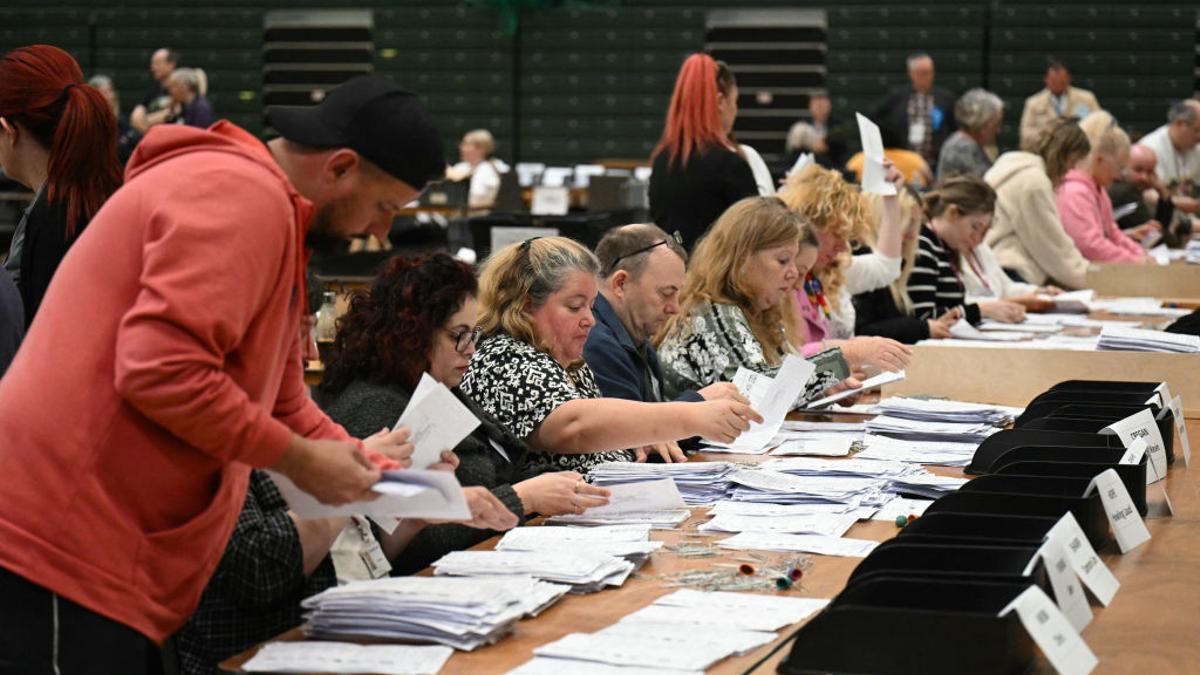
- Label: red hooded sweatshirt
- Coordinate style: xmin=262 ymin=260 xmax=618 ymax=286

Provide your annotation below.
xmin=0 ymin=121 xmax=350 ymax=643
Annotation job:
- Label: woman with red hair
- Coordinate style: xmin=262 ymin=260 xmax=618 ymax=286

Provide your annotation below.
xmin=649 ymin=53 xmax=757 ymax=249
xmin=0 ymin=45 xmax=122 ymax=326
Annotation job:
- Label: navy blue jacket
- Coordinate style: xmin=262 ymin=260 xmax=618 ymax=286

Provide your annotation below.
xmin=584 ymin=293 xmax=703 ymax=403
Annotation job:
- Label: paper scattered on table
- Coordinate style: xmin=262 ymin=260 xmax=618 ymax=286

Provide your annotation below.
xmin=509 ymin=657 xmax=701 ymax=675
xmin=302 ymin=576 xmax=568 ymax=650
xmin=241 ymin=642 xmax=454 ymax=675
xmin=269 ymin=468 xmax=470 ymax=527
xmin=582 ymin=478 xmax=685 ymax=515
xmin=1098 ymin=326 xmax=1200 ymax=353
xmin=856 ymin=113 xmax=897 ymax=195
xmin=588 ymin=461 xmax=735 ymax=505
xmin=856 ymin=434 xmax=977 ymax=466
xmin=397 ymin=372 xmax=481 ymax=469
xmin=1044 ymin=289 xmax=1094 ymax=314
xmin=699 ymin=512 xmax=858 ymax=536
xmin=718 ymin=531 xmax=879 ymax=556
xmin=769 ymin=435 xmax=855 ymax=457
xmin=978 ymin=320 xmax=1061 ymax=334
xmin=949 ymin=317 xmax=1034 ymax=341
xmin=545 ymin=509 xmax=691 ymax=528
xmin=432 ymin=549 xmax=636 ymax=594
xmin=533 ymin=632 xmax=746 ymax=672
xmin=870 ymin=496 xmax=935 ymax=521
xmin=804 ymin=370 xmax=906 ymax=409
xmin=781 ymin=421 xmax=866 ymax=433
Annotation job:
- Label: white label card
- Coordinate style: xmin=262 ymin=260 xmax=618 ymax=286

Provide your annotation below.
xmin=1000 ymin=586 xmax=1098 ymax=675
xmin=1038 ymin=539 xmax=1093 ymax=632
xmin=1102 ymin=408 xmax=1167 ymax=485
xmin=1170 ymin=395 xmax=1191 ymax=466
xmin=530 ymin=186 xmax=570 ymax=215
xmin=1046 ymin=513 xmax=1118 ymax=606
xmin=1118 ymin=438 xmax=1147 ymax=465
xmin=1086 ymin=469 xmax=1151 ymax=554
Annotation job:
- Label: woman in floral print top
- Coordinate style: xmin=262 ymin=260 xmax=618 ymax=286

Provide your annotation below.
xmin=658 ymin=196 xmax=845 ymax=403
xmin=460 ymin=236 xmax=763 ymax=472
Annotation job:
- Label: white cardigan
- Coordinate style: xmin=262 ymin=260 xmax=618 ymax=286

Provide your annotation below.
xmin=961 ymin=242 xmax=1038 ymax=302
xmin=830 ymin=253 xmax=903 ymax=339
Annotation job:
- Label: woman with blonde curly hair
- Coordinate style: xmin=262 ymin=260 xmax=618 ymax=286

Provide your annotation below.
xmin=777 ymin=165 xmax=912 ymax=374
xmin=459 ymin=236 xmax=760 ymax=471
xmin=657 ymin=197 xmax=857 ymax=404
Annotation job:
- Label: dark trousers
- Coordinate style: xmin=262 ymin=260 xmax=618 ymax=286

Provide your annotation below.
xmin=0 ymin=566 xmax=164 ymax=675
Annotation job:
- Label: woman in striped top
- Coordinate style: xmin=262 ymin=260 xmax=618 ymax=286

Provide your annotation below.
xmin=908 ymin=176 xmax=1026 ymax=326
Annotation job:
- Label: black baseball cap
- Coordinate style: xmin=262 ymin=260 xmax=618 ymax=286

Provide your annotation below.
xmin=266 ymin=75 xmax=446 ymax=190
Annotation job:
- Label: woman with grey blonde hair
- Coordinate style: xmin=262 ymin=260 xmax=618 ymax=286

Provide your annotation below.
xmin=937 ymin=88 xmax=1004 ymax=179
xmin=459 ymin=236 xmax=761 ymax=471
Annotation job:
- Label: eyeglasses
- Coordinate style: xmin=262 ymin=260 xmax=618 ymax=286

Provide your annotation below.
xmin=447 ymin=326 xmax=483 ymax=353
xmin=604 ymin=230 xmax=683 ymax=276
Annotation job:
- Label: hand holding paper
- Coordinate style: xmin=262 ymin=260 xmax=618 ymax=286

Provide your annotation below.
xmin=856 ymin=113 xmax=897 ymax=196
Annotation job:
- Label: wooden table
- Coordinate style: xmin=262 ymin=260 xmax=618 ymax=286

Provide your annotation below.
xmin=1084 ymin=262 xmax=1200 ymax=299
xmin=222 ymin=412 xmax=1200 ymax=674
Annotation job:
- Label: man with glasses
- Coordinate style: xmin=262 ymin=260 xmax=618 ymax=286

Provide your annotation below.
xmin=585 ymin=224 xmax=746 ymax=462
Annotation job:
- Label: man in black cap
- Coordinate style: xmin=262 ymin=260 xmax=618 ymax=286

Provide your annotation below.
xmin=0 ymin=76 xmax=521 ymax=673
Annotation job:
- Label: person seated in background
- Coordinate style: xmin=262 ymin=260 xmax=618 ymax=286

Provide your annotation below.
xmin=460 ymin=236 xmax=761 ymax=471
xmin=1109 ymin=144 xmax=1190 ymax=246
xmin=1135 ymin=100 xmax=1200 ymax=211
xmin=88 ymin=74 xmax=141 ymax=164
xmin=910 ymin=176 xmax=1027 ymax=327
xmin=776 ymin=165 xmax=913 ymax=374
xmin=318 ymin=252 xmax=603 ymax=574
xmin=984 ymin=119 xmax=1093 ymax=288
xmin=1056 ymin=111 xmax=1149 ymax=264
xmin=648 ymin=53 xmax=758 ymax=249
xmin=938 ymin=88 xmax=1004 ymax=179
xmin=807 ymin=91 xmax=849 ymax=168
xmin=868 ymin=52 xmax=957 ymax=169
xmin=656 ymin=196 xmax=859 ymax=403
xmin=130 ymin=46 xmax=178 ymax=133
xmin=446 ymin=128 xmax=509 ymax=209
xmin=1019 ymin=60 xmax=1101 ymax=151
xmin=854 ymin=188 xmax=962 ymax=343
xmin=164 ymin=68 xmax=213 ymax=128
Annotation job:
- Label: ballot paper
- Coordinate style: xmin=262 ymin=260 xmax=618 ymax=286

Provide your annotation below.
xmin=1089 ymin=296 xmax=1188 ymax=317
xmin=699 ymin=512 xmax=858 ymax=536
xmin=533 ymin=632 xmax=743 ymax=672
xmin=1097 ymin=326 xmax=1200 ymax=353
xmin=856 ymin=113 xmax=897 ymax=196
xmin=241 ymin=642 xmax=453 ymax=675
xmin=596 ymin=619 xmax=775 ymax=656
xmin=644 ymin=590 xmax=829 ymax=630
xmin=875 ymin=397 xmax=1021 ymax=426
xmin=949 ymin=317 xmax=1034 ymax=341
xmin=717 ymin=531 xmax=879 ymax=557
xmin=269 ymin=468 xmax=470 ymax=526
xmin=804 ymin=370 xmax=906 ymax=409
xmin=781 ymin=421 xmax=866 ymax=433
xmin=497 ymin=524 xmax=652 ymax=546
xmin=870 ymin=496 xmax=935 ymax=521
xmin=1046 ymin=289 xmax=1094 ymax=314
xmin=709 ymin=500 xmax=860 ymax=518
xmin=856 ymin=434 xmax=977 ymax=466
xmin=582 ymin=478 xmax=685 ymax=516
xmin=727 ymin=356 xmax=817 ymax=450
xmin=978 ymin=320 xmax=1062 ymax=334
xmin=302 ymin=576 xmax=568 ymax=650
xmin=728 ymin=468 xmax=887 ymax=505
xmin=769 ymin=436 xmax=855 ymax=457
xmin=788 ymin=152 xmax=815 ymax=177
xmin=866 ymin=415 xmax=998 ymax=443
xmin=510 ymin=658 xmax=702 ymax=675
xmin=545 ymin=510 xmax=691 ymax=528
xmin=760 ymin=457 xmax=915 ymax=479
xmin=886 ymin=472 xmax=968 ymax=499
xmin=396 ymin=373 xmax=481 ymax=469
xmin=588 ymin=461 xmax=735 ymax=505
xmin=432 ymin=550 xmax=635 ymax=593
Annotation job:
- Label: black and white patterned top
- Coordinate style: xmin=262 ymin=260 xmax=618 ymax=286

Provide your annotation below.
xmin=657 ymin=300 xmax=838 ymax=407
xmin=459 ymin=331 xmax=635 ymax=472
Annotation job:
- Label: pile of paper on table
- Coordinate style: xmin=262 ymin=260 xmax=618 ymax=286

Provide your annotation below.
xmin=855 ymin=434 xmax=976 ymax=467
xmin=509 ymin=590 xmax=830 ymax=673
xmin=874 ymin=397 xmax=1020 ymax=426
xmin=545 ymin=478 xmax=689 ymax=527
xmin=865 ymin=415 xmax=998 ymax=443
xmin=1097 ymin=326 xmax=1200 ymax=353
xmin=301 ymin=576 xmax=568 ymax=650
xmin=727 ymin=468 xmax=889 ymax=507
xmin=241 ymin=643 xmax=453 ymax=675
xmin=494 ymin=524 xmax=662 ymax=569
xmin=588 ymin=461 xmax=735 ymax=505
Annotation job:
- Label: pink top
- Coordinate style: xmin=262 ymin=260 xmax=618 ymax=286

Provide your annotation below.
xmin=793 ymin=286 xmax=829 ymax=357
xmin=1055 ymin=168 xmax=1146 ymax=263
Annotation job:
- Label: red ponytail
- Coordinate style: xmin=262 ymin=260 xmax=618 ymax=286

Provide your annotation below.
xmin=0 ymin=44 xmax=122 ymax=238
xmin=651 ymin=53 xmax=736 ymax=168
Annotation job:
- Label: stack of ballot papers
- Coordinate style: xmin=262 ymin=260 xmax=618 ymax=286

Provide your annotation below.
xmin=855 ymin=434 xmax=977 ymax=467
xmin=432 ymin=550 xmax=634 ymax=594
xmin=768 ymin=434 xmax=856 ymax=457
xmin=865 ymin=415 xmax=999 ymax=443
xmin=494 ymin=524 xmax=662 ymax=568
xmin=544 ymin=478 xmax=689 ymax=527
xmin=1041 ymin=289 xmax=1093 ymax=313
xmin=1098 ymin=326 xmax=1200 ymax=353
xmin=949 ymin=317 xmax=1035 ymax=341
xmin=781 ymin=421 xmax=866 ymax=433
xmin=241 ymin=642 xmax=453 ymax=675
xmin=588 ymin=461 xmax=735 ymax=505
xmin=885 ymin=471 xmax=968 ymax=499
xmin=1090 ymin=297 xmax=1190 ymax=318
xmin=875 ymin=397 xmax=1020 ymax=426
xmin=870 ymin=496 xmax=935 ymax=522
xmin=513 ymin=591 xmax=830 ymax=673
xmin=727 ymin=468 xmax=888 ymax=507
xmin=301 ymin=576 xmax=568 ymax=650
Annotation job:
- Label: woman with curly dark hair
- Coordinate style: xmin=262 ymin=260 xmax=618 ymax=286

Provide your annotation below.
xmin=319 ymin=252 xmax=611 ymax=574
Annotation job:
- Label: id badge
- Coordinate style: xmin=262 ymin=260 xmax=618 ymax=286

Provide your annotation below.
xmin=360 ymin=542 xmax=391 ymax=579
xmin=908 ymin=121 xmax=927 ymax=147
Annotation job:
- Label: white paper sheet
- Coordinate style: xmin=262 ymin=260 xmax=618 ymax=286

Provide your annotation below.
xmin=397 ymin=373 xmax=481 ymax=469
xmin=581 ymin=479 xmax=685 ymax=516
xmin=717 ymin=531 xmax=878 ymax=556
xmin=804 ymin=370 xmax=906 ymax=409
xmin=241 ymin=642 xmax=453 ymax=675
xmin=727 ymin=356 xmax=816 ymax=450
xmin=269 ymin=468 xmax=470 ymax=524
xmin=855 ymin=113 xmax=897 ymax=196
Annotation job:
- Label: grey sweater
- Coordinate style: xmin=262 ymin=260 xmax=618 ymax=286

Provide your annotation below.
xmin=319 ymin=379 xmax=542 ymax=575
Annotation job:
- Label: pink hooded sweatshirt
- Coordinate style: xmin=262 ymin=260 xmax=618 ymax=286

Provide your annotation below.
xmin=1055 ymin=168 xmax=1146 ymax=263
xmin=0 ymin=121 xmax=353 ymax=643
